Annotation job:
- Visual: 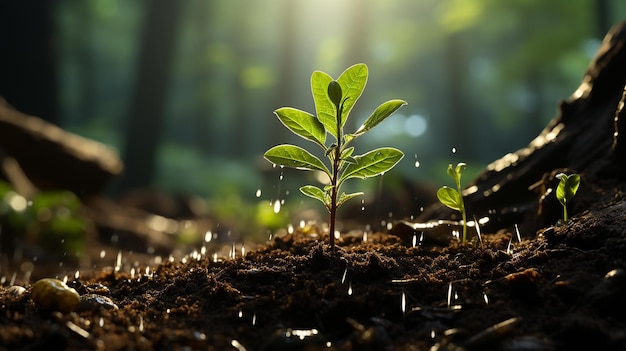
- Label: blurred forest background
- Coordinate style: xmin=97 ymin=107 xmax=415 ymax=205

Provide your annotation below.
xmin=0 ymin=0 xmax=623 ymax=237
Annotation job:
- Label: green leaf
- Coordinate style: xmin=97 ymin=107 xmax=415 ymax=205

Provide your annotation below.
xmin=341 ymin=146 xmax=355 ymax=159
xmin=437 ymin=186 xmax=462 ymax=212
xmin=274 ymin=107 xmax=325 ymax=146
xmin=327 ymin=80 xmax=342 ymax=109
xmin=339 ymin=147 xmax=404 ymax=183
xmin=355 ymin=99 xmax=407 ymax=136
xmin=337 ymin=63 xmax=368 ymax=128
xmin=455 ymin=163 xmax=467 ymax=176
xmin=556 ymin=173 xmax=580 ymax=206
xmin=337 ymin=192 xmax=364 ymax=207
xmin=311 ymin=71 xmax=337 ymax=138
xmin=300 ymin=185 xmax=329 ymax=206
xmin=264 ymin=145 xmax=330 ymax=175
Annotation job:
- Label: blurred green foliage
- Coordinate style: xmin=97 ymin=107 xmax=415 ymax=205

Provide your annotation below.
xmin=0 ymin=182 xmax=87 ymax=258
xmin=54 ymin=0 xmax=622 ymax=230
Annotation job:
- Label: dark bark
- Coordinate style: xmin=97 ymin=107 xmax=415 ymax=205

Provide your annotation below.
xmin=0 ymin=1 xmax=59 ymax=124
xmin=118 ymin=0 xmax=182 ymax=192
xmin=416 ymin=21 xmax=626 ymax=235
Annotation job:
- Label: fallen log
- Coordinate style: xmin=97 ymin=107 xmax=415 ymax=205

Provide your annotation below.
xmin=0 ymin=97 xmax=123 ymax=197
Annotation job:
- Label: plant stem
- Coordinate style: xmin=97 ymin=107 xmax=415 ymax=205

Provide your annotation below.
xmin=329 ymin=101 xmax=343 ymax=250
xmin=563 ymin=205 xmax=568 ymax=222
xmin=455 ymin=177 xmax=467 ymax=244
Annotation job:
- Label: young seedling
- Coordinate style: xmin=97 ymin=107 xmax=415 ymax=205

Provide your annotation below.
xmin=555 ymin=173 xmax=580 ymax=222
xmin=264 ymin=63 xmax=406 ymax=248
xmin=437 ymin=163 xmax=468 ymax=244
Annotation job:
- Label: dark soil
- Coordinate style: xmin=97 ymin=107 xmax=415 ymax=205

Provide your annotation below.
xmin=1 ymin=175 xmax=626 ymax=351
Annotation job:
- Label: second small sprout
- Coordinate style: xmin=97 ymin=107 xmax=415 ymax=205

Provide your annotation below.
xmin=437 ymin=163 xmax=468 ymax=244
xmin=555 ymin=173 xmax=580 ymax=222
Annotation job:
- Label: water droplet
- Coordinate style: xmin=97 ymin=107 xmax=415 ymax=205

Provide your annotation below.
xmin=241 ymin=243 xmax=245 ymax=257
xmin=287 ymin=224 xmax=294 ymax=234
xmin=447 ymin=282 xmax=453 ymax=308
xmin=348 ymin=281 xmax=353 ymax=296
xmin=255 ymin=189 xmax=262 ymax=197
xmin=99 ymin=250 xmax=106 ymax=259
xmin=279 ymin=173 xmax=284 ymax=181
xmin=205 ymin=231 xmax=213 ymax=243
xmin=341 ymin=267 xmax=348 ymax=284
xmin=252 ymin=313 xmax=257 ymax=326
xmin=74 ymin=270 xmax=80 ymax=279
xmin=482 ymin=291 xmax=489 ymax=305
xmin=452 ymin=147 xmax=457 ymax=154
xmin=514 ymin=223 xmax=522 ymax=242
xmin=506 ymin=237 xmax=513 ymax=255
xmin=115 ymin=251 xmax=123 ymax=272
xmin=414 ymin=160 xmax=420 ymax=168
xmin=431 ymin=329 xmax=436 ymax=339
xmin=362 ymin=231 xmax=368 ymax=242
xmin=412 ymin=234 xmax=417 ymax=248
xmin=401 ymin=291 xmax=406 ymax=313
xmin=273 ymin=200 xmax=281 ymax=213
xmin=238 ymin=309 xmax=243 ymax=318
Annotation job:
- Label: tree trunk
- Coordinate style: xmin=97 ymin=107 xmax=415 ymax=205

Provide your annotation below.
xmin=118 ymin=0 xmax=182 ymax=192
xmin=415 ymin=21 xmax=626 ymax=236
xmin=0 ymin=1 xmax=59 ymax=124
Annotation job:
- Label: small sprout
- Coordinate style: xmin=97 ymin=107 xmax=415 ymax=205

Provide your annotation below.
xmin=437 ymin=163 xmax=469 ymax=243
xmin=555 ymin=173 xmax=580 ymax=222
xmin=264 ymin=63 xmax=406 ymax=248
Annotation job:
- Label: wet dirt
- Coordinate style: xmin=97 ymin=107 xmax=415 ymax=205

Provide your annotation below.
xmin=2 ymin=179 xmax=626 ymax=351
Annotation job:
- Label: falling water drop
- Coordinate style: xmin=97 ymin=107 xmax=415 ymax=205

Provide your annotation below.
xmin=514 ymin=224 xmax=522 ymax=242
xmin=115 ymin=251 xmax=123 ymax=272
xmin=255 ymin=189 xmax=262 ymax=198
xmin=452 ymin=147 xmax=457 ymax=154
xmin=414 ymin=160 xmax=420 ymax=168
xmin=362 ymin=231 xmax=368 ymax=242
xmin=361 ymin=199 xmax=365 ymax=211
xmin=401 ymin=291 xmax=406 ymax=314
xmin=238 ymin=309 xmax=243 ymax=318
xmin=506 ymin=237 xmax=513 ymax=255
xmin=482 ymin=291 xmax=489 ymax=305
xmin=412 ymin=234 xmax=417 ymax=248
xmin=241 ymin=243 xmax=246 ymax=257
xmin=273 ymin=200 xmax=281 ymax=214
xmin=99 ymin=317 xmax=104 ymax=328
xmin=99 ymin=250 xmax=106 ymax=259
xmin=252 ymin=313 xmax=257 ymax=326
xmin=341 ymin=267 xmax=348 ymax=284
xmin=287 ymin=224 xmax=294 ymax=234
xmin=279 ymin=172 xmax=284 ymax=181
xmin=431 ymin=329 xmax=436 ymax=339
xmin=348 ymin=281 xmax=353 ymax=296
xmin=447 ymin=282 xmax=453 ymax=309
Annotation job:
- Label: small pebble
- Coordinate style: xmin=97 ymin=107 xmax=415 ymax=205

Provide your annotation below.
xmin=31 ymin=278 xmax=80 ymax=313
xmin=7 ymin=285 xmax=26 ymax=298
xmin=78 ymin=294 xmax=119 ymax=312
